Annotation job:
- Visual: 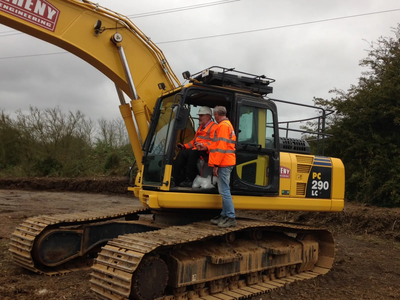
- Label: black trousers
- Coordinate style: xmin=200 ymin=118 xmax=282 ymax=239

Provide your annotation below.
xmin=172 ymin=149 xmax=208 ymax=183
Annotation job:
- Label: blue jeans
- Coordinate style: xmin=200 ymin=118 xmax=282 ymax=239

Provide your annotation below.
xmin=217 ymin=166 xmax=235 ymax=218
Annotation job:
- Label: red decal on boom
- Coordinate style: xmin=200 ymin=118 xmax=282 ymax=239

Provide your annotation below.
xmin=0 ymin=0 xmax=60 ymax=32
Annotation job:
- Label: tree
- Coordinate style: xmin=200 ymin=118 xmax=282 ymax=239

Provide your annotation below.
xmin=0 ymin=110 xmax=23 ymax=169
xmin=311 ymin=25 xmax=400 ymax=206
xmin=0 ymin=106 xmax=134 ymax=177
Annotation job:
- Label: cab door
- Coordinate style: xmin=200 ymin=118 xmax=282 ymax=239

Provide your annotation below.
xmin=232 ymin=96 xmax=279 ymax=195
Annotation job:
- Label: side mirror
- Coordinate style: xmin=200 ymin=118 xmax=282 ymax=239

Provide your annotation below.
xmin=175 ymin=108 xmax=189 ymax=130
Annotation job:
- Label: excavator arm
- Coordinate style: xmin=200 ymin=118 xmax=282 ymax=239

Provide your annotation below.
xmin=0 ymin=0 xmax=181 ymax=167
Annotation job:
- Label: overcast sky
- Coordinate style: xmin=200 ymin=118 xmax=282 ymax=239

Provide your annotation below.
xmin=1 ymin=0 xmax=399 ymax=132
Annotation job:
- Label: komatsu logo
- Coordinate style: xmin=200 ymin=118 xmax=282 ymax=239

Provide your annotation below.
xmin=0 ymin=0 xmax=60 ymax=32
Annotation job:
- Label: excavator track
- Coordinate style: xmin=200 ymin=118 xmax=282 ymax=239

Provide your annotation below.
xmin=9 ymin=205 xmax=150 ymax=275
xmin=90 ymin=219 xmax=334 ymax=300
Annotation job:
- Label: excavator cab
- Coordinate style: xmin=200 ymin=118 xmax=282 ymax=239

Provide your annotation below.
xmin=141 ymin=67 xmax=280 ymax=195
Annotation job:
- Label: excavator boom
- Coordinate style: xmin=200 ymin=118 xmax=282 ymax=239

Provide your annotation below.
xmin=0 ymin=0 xmax=180 ymax=97
xmin=0 ymin=0 xmax=181 ymax=165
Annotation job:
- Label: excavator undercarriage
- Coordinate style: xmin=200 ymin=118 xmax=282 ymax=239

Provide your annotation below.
xmin=10 ymin=208 xmax=334 ymax=300
xmin=91 ymin=219 xmax=334 ymax=300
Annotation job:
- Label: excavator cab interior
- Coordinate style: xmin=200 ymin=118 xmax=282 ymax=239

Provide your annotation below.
xmin=142 ymin=69 xmax=281 ymax=196
xmin=142 ymin=89 xmax=231 ymax=188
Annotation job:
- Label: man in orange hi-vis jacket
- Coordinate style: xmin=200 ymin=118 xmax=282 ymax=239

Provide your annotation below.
xmin=172 ymin=106 xmax=217 ymax=187
xmin=208 ymin=106 xmax=237 ymax=228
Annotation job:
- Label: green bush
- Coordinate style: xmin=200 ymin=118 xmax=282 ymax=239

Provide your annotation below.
xmin=33 ymin=157 xmax=63 ymax=176
xmin=0 ymin=107 xmax=136 ymax=178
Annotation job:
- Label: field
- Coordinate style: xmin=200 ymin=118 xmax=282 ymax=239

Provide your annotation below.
xmin=0 ymin=177 xmax=399 ymax=300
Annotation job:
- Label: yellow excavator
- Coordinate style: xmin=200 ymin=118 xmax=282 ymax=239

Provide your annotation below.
xmin=1 ymin=1 xmax=345 ymax=299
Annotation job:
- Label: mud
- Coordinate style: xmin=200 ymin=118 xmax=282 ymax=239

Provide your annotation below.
xmin=0 ymin=177 xmax=399 ymax=300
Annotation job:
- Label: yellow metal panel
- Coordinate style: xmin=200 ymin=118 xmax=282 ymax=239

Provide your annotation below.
xmin=139 ymin=191 xmax=160 ymax=208
xmin=279 ymin=152 xmax=292 ymax=196
xmin=234 ymin=194 xmax=331 ymax=211
xmin=331 ymin=157 xmax=345 ymax=211
xmin=160 ymin=164 xmax=173 ymax=191
xmin=331 ymin=199 xmax=344 ymax=212
xmin=127 ymin=186 xmax=140 ymax=198
xmin=130 ymin=99 xmax=150 ymax=143
xmin=148 ymin=194 xmax=161 ymax=209
xmin=142 ymin=190 xmax=334 ymax=212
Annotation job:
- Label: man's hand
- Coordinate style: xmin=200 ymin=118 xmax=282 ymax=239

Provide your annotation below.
xmin=213 ymin=166 xmax=219 ymax=177
xmin=177 ymin=143 xmax=184 ymax=150
xmin=195 ymin=142 xmax=207 ymax=151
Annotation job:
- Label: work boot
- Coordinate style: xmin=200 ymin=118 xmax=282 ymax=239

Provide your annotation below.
xmin=179 ymin=179 xmax=193 ymax=187
xmin=210 ymin=215 xmax=227 ymax=225
xmin=218 ymin=217 xmax=237 ymax=228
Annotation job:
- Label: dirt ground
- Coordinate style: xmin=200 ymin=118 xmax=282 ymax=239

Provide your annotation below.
xmin=0 ymin=177 xmax=399 ymax=300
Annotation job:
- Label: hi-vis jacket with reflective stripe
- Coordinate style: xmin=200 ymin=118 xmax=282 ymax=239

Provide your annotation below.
xmin=208 ymin=119 xmax=236 ymax=167
xmin=184 ymin=121 xmax=217 ymax=150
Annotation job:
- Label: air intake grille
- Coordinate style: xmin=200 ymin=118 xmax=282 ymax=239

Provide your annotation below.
xmin=296 ymin=183 xmax=306 ymax=196
xmin=296 ymin=155 xmax=314 ymax=165
xmin=297 ymin=164 xmax=312 ymax=174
